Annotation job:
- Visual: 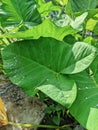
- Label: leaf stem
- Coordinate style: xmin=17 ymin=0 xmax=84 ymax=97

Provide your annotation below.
xmin=8 ymin=122 xmax=73 ymax=129
xmin=0 ymin=27 xmax=11 ymax=44
xmin=82 ymin=20 xmax=87 ymax=40
xmin=0 ymin=79 xmax=10 ymax=82
xmin=8 ymin=122 xmax=60 ymax=129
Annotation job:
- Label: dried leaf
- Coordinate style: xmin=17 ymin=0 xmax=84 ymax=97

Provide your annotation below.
xmin=0 ymin=97 xmax=8 ymax=126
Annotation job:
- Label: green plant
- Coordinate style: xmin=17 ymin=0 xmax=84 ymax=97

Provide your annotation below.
xmin=0 ymin=0 xmax=98 ymax=130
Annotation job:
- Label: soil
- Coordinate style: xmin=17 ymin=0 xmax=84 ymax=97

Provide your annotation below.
xmin=0 ymin=73 xmax=46 ymax=130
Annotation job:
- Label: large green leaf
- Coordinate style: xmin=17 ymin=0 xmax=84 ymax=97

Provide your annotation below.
xmin=0 ymin=19 xmax=77 ymax=41
xmin=69 ymin=0 xmax=98 ymax=12
xmin=1 ymin=37 xmax=77 ymax=108
xmin=0 ymin=0 xmax=41 ymax=27
xmin=1 ymin=37 xmax=97 ymax=75
xmin=69 ymin=71 xmax=98 ymax=130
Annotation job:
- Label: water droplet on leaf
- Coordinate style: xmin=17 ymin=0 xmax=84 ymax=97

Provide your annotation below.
xmin=85 ymin=87 xmax=88 ymax=89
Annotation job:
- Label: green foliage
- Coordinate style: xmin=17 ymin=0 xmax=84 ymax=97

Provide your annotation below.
xmin=0 ymin=0 xmax=41 ymax=28
xmin=90 ymin=56 xmax=98 ymax=84
xmin=69 ymin=71 xmax=98 ymax=128
xmin=0 ymin=0 xmax=98 ymax=130
xmin=37 ymin=1 xmax=60 ymax=17
xmin=0 ymin=19 xmax=77 ymax=40
xmin=60 ymin=42 xmax=97 ymax=74
xmin=44 ymin=103 xmax=65 ymax=126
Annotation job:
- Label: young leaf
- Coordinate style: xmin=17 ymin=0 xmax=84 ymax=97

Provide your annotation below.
xmin=70 ymin=12 xmax=88 ymax=31
xmin=86 ymin=18 xmax=98 ymax=35
xmin=69 ymin=71 xmax=98 ymax=130
xmin=0 ymin=97 xmax=8 ymax=126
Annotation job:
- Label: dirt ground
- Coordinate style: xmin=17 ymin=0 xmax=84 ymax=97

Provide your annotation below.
xmin=0 ymin=73 xmax=46 ymax=130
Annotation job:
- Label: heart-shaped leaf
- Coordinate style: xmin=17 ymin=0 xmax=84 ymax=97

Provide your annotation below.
xmin=1 ymin=37 xmax=97 ymax=107
xmin=1 ymin=37 xmax=77 ymax=108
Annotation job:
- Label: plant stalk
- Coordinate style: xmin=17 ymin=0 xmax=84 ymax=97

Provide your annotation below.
xmin=0 ymin=27 xmax=11 ymax=44
xmin=8 ymin=122 xmax=73 ymax=129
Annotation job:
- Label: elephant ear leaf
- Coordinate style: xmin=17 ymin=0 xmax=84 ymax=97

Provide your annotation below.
xmin=1 ymin=37 xmax=77 ymax=108
xmin=1 ymin=37 xmax=97 ymax=109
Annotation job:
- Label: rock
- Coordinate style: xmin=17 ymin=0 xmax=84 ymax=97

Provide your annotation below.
xmin=0 ymin=74 xmax=46 ymax=130
xmin=73 ymin=125 xmax=85 ymax=130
